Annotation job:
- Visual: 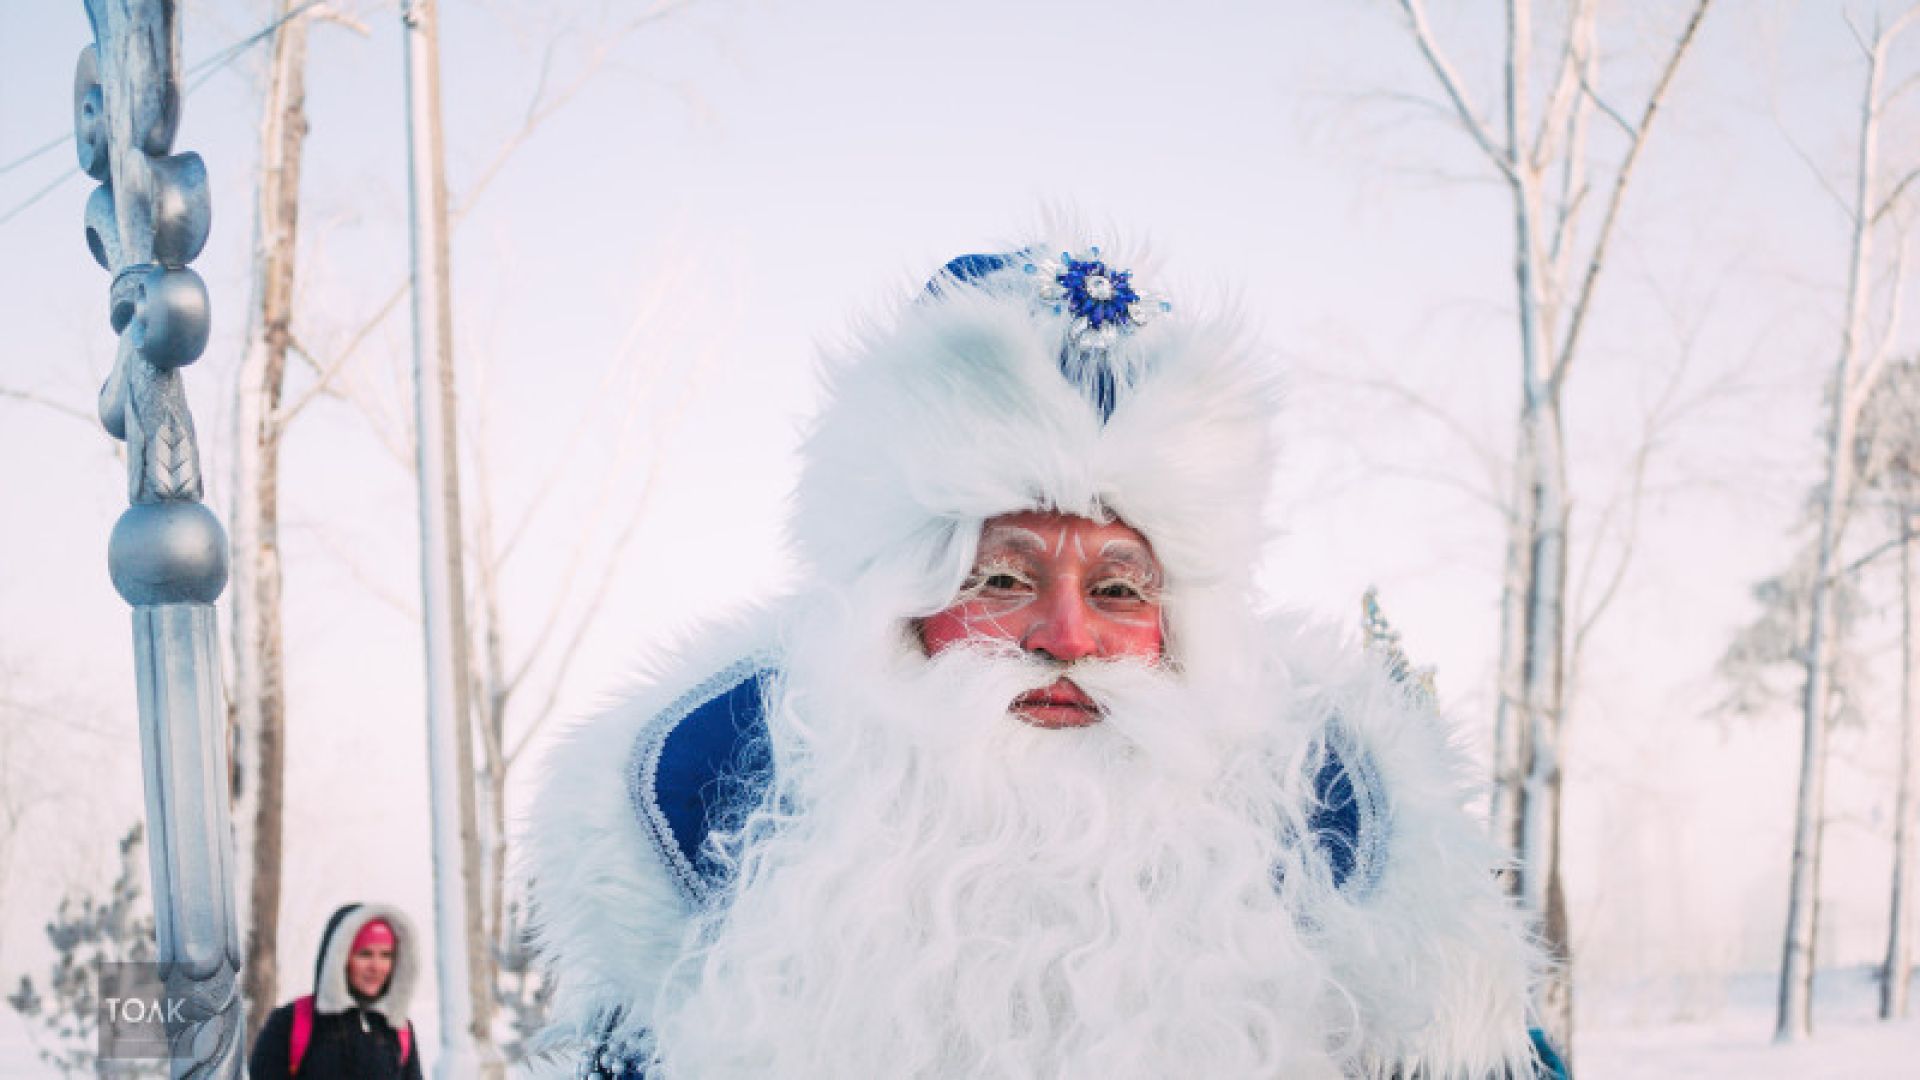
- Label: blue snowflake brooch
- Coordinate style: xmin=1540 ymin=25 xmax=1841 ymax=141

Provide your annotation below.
xmin=1027 ymin=248 xmax=1169 ymax=350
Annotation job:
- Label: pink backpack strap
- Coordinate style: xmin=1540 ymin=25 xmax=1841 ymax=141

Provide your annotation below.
xmin=289 ymin=995 xmax=315 ymax=1075
xmin=399 ymin=1019 xmax=413 ymax=1065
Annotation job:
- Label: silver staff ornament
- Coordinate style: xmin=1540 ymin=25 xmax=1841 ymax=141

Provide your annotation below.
xmin=78 ymin=0 xmax=245 ymax=1075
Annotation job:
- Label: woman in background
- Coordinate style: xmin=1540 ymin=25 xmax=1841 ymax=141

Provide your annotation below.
xmin=248 ymin=902 xmax=422 ymax=1080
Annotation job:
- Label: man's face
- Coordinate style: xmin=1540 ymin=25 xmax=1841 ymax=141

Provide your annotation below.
xmin=917 ymin=510 xmax=1166 ymax=729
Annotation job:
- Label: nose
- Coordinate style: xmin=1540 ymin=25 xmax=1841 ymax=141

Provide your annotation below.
xmin=1021 ymin=582 xmax=1098 ymax=663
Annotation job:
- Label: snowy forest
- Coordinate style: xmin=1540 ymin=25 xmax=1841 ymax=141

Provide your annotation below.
xmin=2 ymin=0 xmax=1919 ymax=1076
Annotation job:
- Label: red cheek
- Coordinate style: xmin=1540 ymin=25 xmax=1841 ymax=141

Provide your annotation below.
xmin=918 ymin=611 xmax=961 ymax=656
xmin=919 ymin=604 xmax=1012 ymax=656
xmin=920 ymin=601 xmax=1164 ymax=660
xmin=1103 ymin=616 xmax=1165 ymax=659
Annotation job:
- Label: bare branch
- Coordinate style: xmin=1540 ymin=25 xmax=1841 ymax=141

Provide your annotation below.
xmin=472 ymin=660 xmax=504 ymax=787
xmin=1369 ymin=458 xmax=1510 ymax=517
xmin=451 ymin=0 xmax=699 ymax=222
xmin=1530 ymin=0 xmax=1592 ymax=170
xmin=280 ymin=0 xmax=701 ymax=435
xmin=1577 ymin=63 xmax=1638 ymax=140
xmin=1780 ymin=128 xmax=1864 ymax=222
xmin=504 ymin=341 xmax=717 ymax=771
xmin=496 ymin=331 xmax=669 ymax=697
xmin=502 ymin=497 xmax=649 ymax=771
xmin=0 ymin=386 xmax=99 ymax=430
xmin=280 ymin=334 xmax=413 ymax=467
xmin=522 ymin=33 xmax=564 ymax=129
xmin=1547 ymin=180 xmax=1592 ymax=271
xmin=275 ymin=333 xmax=352 ymax=425
xmin=1843 ymin=10 xmax=1873 ymax=59
xmin=1303 ymin=366 xmax=1505 ymax=481
xmin=1572 ymin=329 xmax=1693 ymax=652
xmin=463 ymin=345 xmax=513 ymax=809
xmin=496 ymin=258 xmax=693 ymax=565
xmin=1837 ymin=523 xmax=1917 ymax=581
xmin=290 ymin=518 xmax=419 ymax=620
xmin=1550 ymin=0 xmax=1713 ymax=394
xmin=1571 ymin=396 xmax=1662 ymax=654
xmin=1394 ymin=0 xmax=1516 ymax=181
xmin=497 ymin=363 xmax=666 ymax=695
xmin=1871 ymin=166 xmax=1920 ymax=225
xmin=1570 ymin=241 xmax=1756 ymax=667
xmin=275 ymin=286 xmax=409 ymax=427
xmin=1548 ymin=15 xmax=1597 ymax=293
xmin=1354 ymin=88 xmax=1464 ymax=126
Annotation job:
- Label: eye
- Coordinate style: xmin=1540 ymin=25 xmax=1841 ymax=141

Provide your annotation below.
xmin=966 ymin=561 xmax=1035 ymax=595
xmin=1090 ymin=580 xmax=1147 ymax=602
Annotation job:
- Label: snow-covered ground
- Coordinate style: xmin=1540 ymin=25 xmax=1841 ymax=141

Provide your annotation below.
xmin=1579 ymin=967 xmax=1920 ymax=1079
xmin=3 ymin=968 xmax=1914 ymax=1077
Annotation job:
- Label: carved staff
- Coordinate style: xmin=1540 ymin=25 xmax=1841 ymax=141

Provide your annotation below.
xmin=77 ymin=1 xmax=245 ymax=1075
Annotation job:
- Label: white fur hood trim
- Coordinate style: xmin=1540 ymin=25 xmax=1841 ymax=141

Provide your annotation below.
xmin=521 ymin=614 xmax=781 ymax=1051
xmin=312 ymin=903 xmax=420 ymax=1029
xmin=1265 ymin=612 xmax=1540 ymax=1079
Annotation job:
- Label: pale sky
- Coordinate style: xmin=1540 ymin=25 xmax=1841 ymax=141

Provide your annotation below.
xmin=2 ymin=0 xmax=1916 ymax=1060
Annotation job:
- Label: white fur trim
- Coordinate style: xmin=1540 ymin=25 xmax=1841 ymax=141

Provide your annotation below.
xmin=1266 ymin=613 xmax=1540 ymax=1079
xmin=793 ymin=236 xmax=1280 ymax=597
xmin=312 ymin=903 xmax=420 ymax=1029
xmin=520 ymin=614 xmax=780 ymax=1050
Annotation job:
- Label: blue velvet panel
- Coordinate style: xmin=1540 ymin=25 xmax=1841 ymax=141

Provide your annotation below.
xmin=653 ymin=670 xmax=772 ymax=891
xmin=626 ymin=660 xmax=774 ymax=906
xmin=1307 ymin=721 xmax=1387 ymax=895
xmin=1310 ymin=749 xmax=1363 ymax=888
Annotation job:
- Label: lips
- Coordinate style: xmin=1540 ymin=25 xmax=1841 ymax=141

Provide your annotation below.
xmin=1012 ymin=678 xmax=1102 ymax=729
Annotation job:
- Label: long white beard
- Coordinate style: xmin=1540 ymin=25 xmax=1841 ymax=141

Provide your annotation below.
xmin=644 ymin=616 xmax=1345 ymax=1079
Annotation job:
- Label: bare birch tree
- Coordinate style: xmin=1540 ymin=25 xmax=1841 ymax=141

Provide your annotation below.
xmin=1720 ymin=549 xmax=1866 ymax=730
xmin=261 ymin=5 xmax=709 ymax=1049
xmin=1778 ymin=5 xmax=1920 ymax=1041
xmin=1890 ymin=515 xmax=1919 ymax=1019
xmin=1390 ymin=0 xmax=1712 ymax=1054
xmin=1857 ymin=357 xmax=1920 ymax=1019
xmin=227 ymin=0 xmax=366 ymax=1040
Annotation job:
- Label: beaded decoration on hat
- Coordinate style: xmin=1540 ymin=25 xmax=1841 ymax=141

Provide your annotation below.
xmin=932 ymin=244 xmax=1171 ymax=423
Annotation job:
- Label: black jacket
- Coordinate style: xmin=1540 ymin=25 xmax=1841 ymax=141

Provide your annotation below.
xmin=249 ymin=999 xmax=423 ymax=1080
xmin=248 ymin=902 xmax=424 ymax=1079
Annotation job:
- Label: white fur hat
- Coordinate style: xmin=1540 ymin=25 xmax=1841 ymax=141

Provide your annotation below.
xmin=792 ymin=236 xmax=1281 ymax=610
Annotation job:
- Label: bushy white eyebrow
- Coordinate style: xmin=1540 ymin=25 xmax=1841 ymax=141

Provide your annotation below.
xmin=977 ymin=525 xmax=1048 ymax=556
xmin=975 ymin=525 xmax=1162 ymax=587
xmin=1099 ymin=539 xmax=1162 ymax=582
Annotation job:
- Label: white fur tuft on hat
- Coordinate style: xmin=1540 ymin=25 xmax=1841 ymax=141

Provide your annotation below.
xmin=791 ymin=235 xmax=1281 ymax=607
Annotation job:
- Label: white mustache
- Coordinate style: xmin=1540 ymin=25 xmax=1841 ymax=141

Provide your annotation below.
xmin=904 ymin=642 xmax=1226 ymax=781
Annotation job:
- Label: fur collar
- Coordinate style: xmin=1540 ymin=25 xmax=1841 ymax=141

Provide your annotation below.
xmin=521 ymin=614 xmax=781 ymax=1049
xmin=1263 ymin=613 xmax=1540 ymax=1077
